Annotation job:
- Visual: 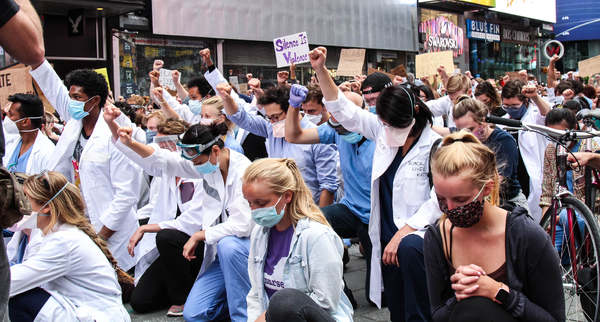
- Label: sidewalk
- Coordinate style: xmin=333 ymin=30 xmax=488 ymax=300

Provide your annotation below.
xmin=129 ymin=244 xmax=389 ymax=321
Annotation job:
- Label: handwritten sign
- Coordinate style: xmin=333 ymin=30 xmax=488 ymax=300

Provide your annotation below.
xmin=367 ymin=67 xmax=395 ymax=81
xmin=0 ymin=65 xmax=34 ymax=110
xmin=159 ymin=68 xmax=176 ymax=91
xmin=273 ymin=32 xmax=310 ymax=68
xmin=336 ymin=48 xmax=366 ymax=77
xmin=579 ymin=54 xmax=600 ymax=78
xmin=415 ymin=51 xmax=454 ymax=79
xmin=390 ymin=64 xmax=407 ymax=77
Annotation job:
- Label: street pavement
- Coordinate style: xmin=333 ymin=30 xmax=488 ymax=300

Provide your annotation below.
xmin=129 ymin=244 xmax=389 ymax=321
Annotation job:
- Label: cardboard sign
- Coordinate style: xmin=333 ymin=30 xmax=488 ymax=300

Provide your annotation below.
xmin=390 ymin=64 xmax=407 ymax=77
xmin=415 ymin=51 xmax=454 ymax=79
xmin=367 ymin=67 xmax=396 ymax=81
xmin=579 ymin=54 xmax=600 ymax=78
xmin=0 ymin=65 xmax=34 ymax=110
xmin=273 ymin=32 xmax=310 ymax=68
xmin=159 ymin=68 xmax=176 ymax=91
xmin=506 ymin=71 xmax=521 ymax=81
xmin=94 ymin=67 xmax=111 ymax=92
xmin=336 ymin=48 xmax=366 ymax=77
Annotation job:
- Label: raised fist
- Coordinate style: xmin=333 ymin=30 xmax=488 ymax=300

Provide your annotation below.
xmin=309 ymin=47 xmax=327 ymax=70
xmin=153 ymin=59 xmax=164 ymax=71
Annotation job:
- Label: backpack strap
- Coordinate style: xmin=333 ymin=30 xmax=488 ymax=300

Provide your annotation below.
xmin=428 ymin=138 xmax=443 ymax=189
xmin=0 ymin=167 xmax=31 ymax=228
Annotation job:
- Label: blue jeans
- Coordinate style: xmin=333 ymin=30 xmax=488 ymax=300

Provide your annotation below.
xmin=554 ymin=208 xmax=586 ymax=266
xmin=183 ymin=236 xmax=251 ymax=322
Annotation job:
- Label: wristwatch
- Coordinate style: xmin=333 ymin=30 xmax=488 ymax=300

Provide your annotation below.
xmin=495 ymin=283 xmax=510 ymax=305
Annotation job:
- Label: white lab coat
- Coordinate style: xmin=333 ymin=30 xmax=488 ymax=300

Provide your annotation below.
xmin=10 ymin=224 xmax=130 ymax=322
xmin=323 ymin=90 xmax=442 ymax=307
xmin=132 ymin=173 xmax=205 ymax=284
xmin=6 ymin=229 xmax=44 ymax=265
xmin=30 ymin=61 xmax=143 ymax=271
xmin=518 ymin=103 xmax=548 ymax=222
xmin=115 ymin=140 xmax=254 ymax=274
xmin=2 ymin=130 xmax=55 ymax=174
xmin=426 ymin=95 xmax=455 ymax=128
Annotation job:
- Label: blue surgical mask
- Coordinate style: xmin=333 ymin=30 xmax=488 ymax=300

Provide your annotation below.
xmin=189 ymin=100 xmax=202 ymax=115
xmin=369 ymin=106 xmax=377 ymax=114
xmin=341 ymin=132 xmax=363 ymax=144
xmin=194 ymin=158 xmax=219 ymax=175
xmin=146 ymin=130 xmax=157 ymax=144
xmin=68 ymin=97 xmax=94 ymax=120
xmin=504 ymin=103 xmax=527 ymax=120
xmin=251 ymin=195 xmax=285 ymax=227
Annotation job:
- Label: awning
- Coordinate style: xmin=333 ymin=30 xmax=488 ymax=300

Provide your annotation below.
xmin=32 ymin=0 xmax=145 ymax=17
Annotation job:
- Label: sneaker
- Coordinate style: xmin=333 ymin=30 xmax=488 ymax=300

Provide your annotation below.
xmin=167 ymin=305 xmax=184 ymax=317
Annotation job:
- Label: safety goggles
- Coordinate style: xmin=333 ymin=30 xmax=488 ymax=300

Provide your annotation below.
xmin=176 ymin=136 xmax=220 ymax=160
xmin=327 ymin=119 xmax=351 ymax=136
xmin=153 ymin=135 xmax=179 ymax=152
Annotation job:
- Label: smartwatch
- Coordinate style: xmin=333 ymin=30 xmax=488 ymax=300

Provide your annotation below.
xmin=495 ymin=285 xmax=510 ymax=305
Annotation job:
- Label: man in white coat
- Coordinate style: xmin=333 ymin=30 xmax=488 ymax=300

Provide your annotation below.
xmin=2 ymin=94 xmax=54 ymax=174
xmin=29 ymin=60 xmax=143 ymax=271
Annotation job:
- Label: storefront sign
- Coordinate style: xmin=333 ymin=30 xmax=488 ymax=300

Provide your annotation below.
xmin=273 ymin=32 xmax=310 ymax=68
xmin=419 ymin=15 xmax=464 ymax=57
xmin=502 ymin=28 xmax=531 ymax=44
xmin=466 ymin=19 xmax=500 ymax=42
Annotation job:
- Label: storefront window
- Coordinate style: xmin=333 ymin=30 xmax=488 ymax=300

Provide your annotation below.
xmin=118 ymin=34 xmax=215 ymax=98
xmin=470 ymin=40 xmax=537 ymax=80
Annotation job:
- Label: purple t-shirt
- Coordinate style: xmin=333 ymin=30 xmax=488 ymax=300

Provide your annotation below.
xmin=263 ymin=225 xmax=295 ymax=298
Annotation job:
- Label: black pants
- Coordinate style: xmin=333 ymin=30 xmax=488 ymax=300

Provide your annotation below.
xmin=381 ymin=234 xmax=431 ymax=322
xmin=130 ymin=229 xmax=204 ymax=313
xmin=321 ymin=204 xmax=372 ymax=293
xmin=266 ymin=289 xmax=335 ymax=322
xmin=9 ymin=287 xmax=50 ymax=322
xmin=449 ymin=297 xmax=517 ymax=322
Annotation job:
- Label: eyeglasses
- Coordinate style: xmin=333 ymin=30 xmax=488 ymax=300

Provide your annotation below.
xmin=265 ymin=111 xmax=285 ymax=122
xmin=501 ymin=103 xmax=523 ymax=110
xmin=327 ymin=119 xmax=351 ymax=135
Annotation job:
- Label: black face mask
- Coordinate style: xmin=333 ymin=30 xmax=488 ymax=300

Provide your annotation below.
xmin=438 ymin=185 xmax=485 ymax=228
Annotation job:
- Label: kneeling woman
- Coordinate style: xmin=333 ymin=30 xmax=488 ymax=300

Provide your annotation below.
xmin=424 ymin=132 xmax=564 ymax=321
xmin=242 ymin=158 xmax=353 ymax=322
xmin=10 ymin=171 xmax=131 ymax=321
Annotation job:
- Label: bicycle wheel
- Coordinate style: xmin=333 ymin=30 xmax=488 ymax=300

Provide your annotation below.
xmin=540 ymin=196 xmax=600 ymax=322
xmin=585 ymin=168 xmax=600 ymax=216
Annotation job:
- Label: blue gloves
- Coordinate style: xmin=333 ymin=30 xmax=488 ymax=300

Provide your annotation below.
xmin=289 ymin=84 xmax=308 ymax=108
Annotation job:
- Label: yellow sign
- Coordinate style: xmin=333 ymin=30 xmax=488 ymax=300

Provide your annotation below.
xmin=459 ymin=0 xmax=495 ymax=7
xmin=94 ymin=68 xmax=111 ymax=92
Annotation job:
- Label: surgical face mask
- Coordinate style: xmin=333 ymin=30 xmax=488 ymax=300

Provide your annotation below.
xmin=200 ymin=118 xmax=214 ymax=126
xmin=503 ymin=103 xmax=527 ymax=120
xmin=383 ymin=119 xmax=415 ymax=147
xmin=341 ymin=132 xmax=363 ymax=144
xmin=146 ymin=130 xmax=157 ymax=144
xmin=368 ymin=106 xmax=377 ymax=114
xmin=14 ymin=116 xmax=43 ymax=133
xmin=68 ymin=97 xmax=95 ymax=120
xmin=194 ymin=157 xmax=219 ymax=175
xmin=10 ymin=180 xmax=69 ymax=231
xmin=305 ymin=113 xmax=322 ymax=125
xmin=251 ymin=195 xmax=285 ymax=227
xmin=188 ymin=100 xmax=202 ymax=115
xmin=438 ymin=185 xmax=486 ymax=228
xmin=271 ymin=119 xmax=286 ymax=138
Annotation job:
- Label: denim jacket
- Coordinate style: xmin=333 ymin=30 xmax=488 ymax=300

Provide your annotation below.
xmin=246 ymin=218 xmax=353 ymax=321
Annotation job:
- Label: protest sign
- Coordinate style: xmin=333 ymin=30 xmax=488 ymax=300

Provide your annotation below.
xmin=159 ymin=68 xmax=176 ymax=91
xmin=273 ymin=32 xmax=310 ymax=68
xmin=367 ymin=67 xmax=396 ymax=81
xmin=415 ymin=50 xmax=454 ymax=79
xmin=390 ymin=64 xmax=407 ymax=77
xmin=94 ymin=68 xmax=111 ymax=92
xmin=336 ymin=48 xmax=366 ymax=77
xmin=0 ymin=65 xmax=34 ymax=110
xmin=579 ymin=54 xmax=600 ymax=78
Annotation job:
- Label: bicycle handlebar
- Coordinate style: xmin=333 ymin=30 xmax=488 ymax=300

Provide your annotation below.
xmin=485 ymin=115 xmax=600 ymax=140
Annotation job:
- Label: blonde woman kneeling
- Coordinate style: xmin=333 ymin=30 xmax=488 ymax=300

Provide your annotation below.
xmin=243 ymin=158 xmax=353 ymax=322
xmin=9 ymin=171 xmax=131 ymax=322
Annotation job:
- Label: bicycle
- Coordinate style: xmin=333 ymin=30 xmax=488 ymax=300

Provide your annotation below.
xmin=487 ymin=114 xmax=600 ymax=322
xmin=578 ymin=109 xmax=600 ymax=217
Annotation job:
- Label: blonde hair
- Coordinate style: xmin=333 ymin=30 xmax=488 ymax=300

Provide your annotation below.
xmin=144 ymin=110 xmax=166 ymax=125
xmin=202 ymin=96 xmax=234 ymax=129
xmin=452 ymin=96 xmax=488 ymax=123
xmin=23 ymin=171 xmax=133 ymax=285
xmin=446 ymin=74 xmax=470 ymax=94
xmin=432 ymin=131 xmax=500 ymax=208
xmin=242 ymin=158 xmax=330 ymax=227
xmin=157 ymin=118 xmax=189 ymax=135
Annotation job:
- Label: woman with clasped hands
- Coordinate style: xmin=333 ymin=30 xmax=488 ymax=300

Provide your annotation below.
xmin=423 ymin=131 xmax=565 ymax=321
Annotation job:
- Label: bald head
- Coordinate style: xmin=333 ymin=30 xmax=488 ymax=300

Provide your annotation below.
xmin=343 ymin=91 xmax=364 ymax=109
